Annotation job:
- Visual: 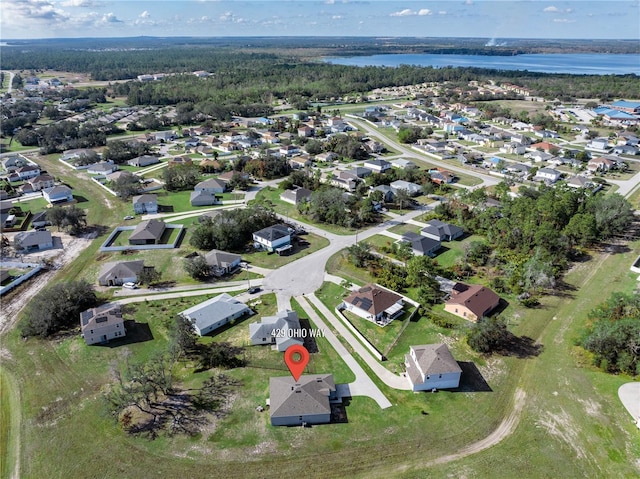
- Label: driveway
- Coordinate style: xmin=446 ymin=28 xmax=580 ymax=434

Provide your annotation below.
xmin=618 ymin=383 xmax=640 ymax=428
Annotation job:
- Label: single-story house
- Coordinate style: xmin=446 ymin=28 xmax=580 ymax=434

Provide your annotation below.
xmin=190 ymin=190 xmax=222 ymax=206
xmin=0 ymin=269 xmax=10 ymax=283
xmin=1 ymin=213 xmax=16 ymax=229
xmin=390 ymin=180 xmax=421 ymax=197
xmin=534 ymin=167 xmax=562 ymax=183
xmin=127 ymin=155 xmax=160 ymax=167
xmin=252 ymin=224 xmax=292 ymax=252
xmin=364 ymin=159 xmax=392 ymax=174
xmin=43 ymin=185 xmax=73 ymax=205
xmin=87 ymin=162 xmax=118 ymax=175
xmin=14 ymin=230 xmax=53 ymax=252
xmin=400 ymin=232 xmax=441 ymax=257
xmin=566 ymin=176 xmax=594 ymax=189
xmin=98 ymin=260 xmax=145 ymax=286
xmin=429 ymin=169 xmax=455 ymax=185
xmin=179 ymin=293 xmax=251 ymax=336
xmin=444 ymin=282 xmax=500 ymax=322
xmin=249 ymin=310 xmax=304 ymax=352
xmin=153 ymin=130 xmax=177 ymax=142
xmin=80 ymin=304 xmax=126 ymax=345
xmin=129 ymin=219 xmax=166 ymax=245
xmin=204 ymin=250 xmax=242 ymax=276
xmin=389 ymin=158 xmax=417 ymax=170
xmin=194 ymin=178 xmax=227 ymax=194
xmin=280 ymin=187 xmax=312 ymax=206
xmin=269 ymin=374 xmax=337 ymax=426
xmin=347 ymin=167 xmax=372 ymax=179
xmin=342 ymin=284 xmax=404 ymax=326
xmin=315 ymin=152 xmax=338 ymax=163
xmin=372 ymin=185 xmax=395 ymax=203
xmin=289 ymin=156 xmax=312 ymax=169
xmin=405 ymin=344 xmax=462 ymax=391
xmin=30 ymin=211 xmax=50 ymax=228
xmin=132 ymin=194 xmax=158 ymax=214
xmin=421 ymin=220 xmax=464 ymax=242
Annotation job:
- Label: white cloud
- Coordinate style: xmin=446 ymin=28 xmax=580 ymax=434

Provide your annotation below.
xmin=544 ymin=6 xmax=573 ymax=13
xmin=543 ymin=6 xmax=560 ymax=13
xmin=99 ymin=12 xmax=122 ymax=24
xmin=390 ymin=9 xmax=416 ymax=17
xmin=1 ymin=0 xmax=69 ymax=27
xmin=553 ymin=18 xmax=576 ymax=23
xmin=418 ymin=9 xmax=432 ymax=16
xmin=59 ymin=0 xmax=102 ymax=7
xmin=139 ymin=10 xmax=150 ymax=19
xmin=464 ymin=0 xmax=474 ymax=5
xmin=332 ymin=15 xmax=343 ymax=19
xmin=438 ymin=11 xmax=447 ymax=15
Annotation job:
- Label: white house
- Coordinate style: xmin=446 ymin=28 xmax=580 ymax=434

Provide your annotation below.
xmin=252 ymin=224 xmax=292 ymax=252
xmin=534 ymin=167 xmax=562 ymax=183
xmin=364 ymin=159 xmax=392 ymax=174
xmin=80 ymin=304 xmax=126 ymax=345
xmin=43 ymin=185 xmax=73 ymax=205
xmin=342 ymin=284 xmax=404 ymax=326
xmin=405 ymin=344 xmax=462 ymax=391
xmin=249 ymin=310 xmax=303 ymax=352
xmin=179 ymin=293 xmax=251 ymax=336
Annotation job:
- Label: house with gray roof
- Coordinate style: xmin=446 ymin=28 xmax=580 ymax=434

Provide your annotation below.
xmin=372 ymin=184 xmax=395 ymax=203
xmin=179 ymin=293 xmax=251 ymax=336
xmin=205 ymin=250 xmax=242 ymax=276
xmin=252 ymin=224 xmax=292 ymax=252
xmin=390 ymin=180 xmax=422 ymax=197
xmin=249 ymin=310 xmax=303 ymax=351
xmin=400 ymin=232 xmax=441 ymax=257
xmin=421 ymin=220 xmax=464 ymax=242
xmin=14 ymin=230 xmax=53 ymax=252
xmin=405 ymin=344 xmax=462 ymax=391
xmin=389 ymin=158 xmax=417 ymax=170
xmin=43 ymin=185 xmax=73 ymax=205
xmin=87 ymin=162 xmax=118 ymax=175
xmin=280 ymin=187 xmax=312 ymax=206
xmin=98 ymin=260 xmax=145 ymax=286
xmin=127 ymin=155 xmax=161 ymax=167
xmin=194 ymin=178 xmax=227 ymax=194
xmin=129 ymin=219 xmax=166 ymax=245
xmin=132 ymin=194 xmax=158 ymax=214
xmin=364 ymin=159 xmax=391 ymax=174
xmin=80 ymin=304 xmax=125 ymax=345
xmin=269 ymin=374 xmax=337 ymax=426
xmin=190 ymin=190 xmax=222 ymax=206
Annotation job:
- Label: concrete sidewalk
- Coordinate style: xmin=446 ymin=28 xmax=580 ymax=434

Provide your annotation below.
xmin=296 ymin=295 xmax=392 ymax=409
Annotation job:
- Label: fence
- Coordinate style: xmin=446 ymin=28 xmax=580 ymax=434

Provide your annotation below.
xmin=99 ymin=224 xmax=185 ymax=252
xmin=0 ymin=264 xmax=44 ymax=296
xmin=334 ymin=307 xmax=385 ymax=361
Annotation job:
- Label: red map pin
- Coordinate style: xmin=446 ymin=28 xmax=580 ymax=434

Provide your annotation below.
xmin=284 ymin=344 xmax=309 ymax=382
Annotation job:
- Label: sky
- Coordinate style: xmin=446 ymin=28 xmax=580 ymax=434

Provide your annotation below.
xmin=1 ymin=0 xmax=639 ymax=40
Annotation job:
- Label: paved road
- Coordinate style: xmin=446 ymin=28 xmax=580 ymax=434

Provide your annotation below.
xmin=296 ymin=295 xmax=393 ymax=408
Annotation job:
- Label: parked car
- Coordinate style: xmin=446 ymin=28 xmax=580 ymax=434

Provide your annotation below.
xmin=123 ymin=215 xmax=134 ymax=220
xmin=248 ymin=286 xmax=261 ymax=294
xmin=123 ymin=282 xmax=138 ymax=289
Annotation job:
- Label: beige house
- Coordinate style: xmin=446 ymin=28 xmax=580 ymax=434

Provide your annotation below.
xmin=444 ymin=282 xmax=500 ymax=322
xmin=80 ymin=304 xmax=126 ymax=345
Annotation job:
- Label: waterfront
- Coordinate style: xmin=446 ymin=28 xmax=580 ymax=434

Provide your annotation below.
xmin=324 ymin=53 xmax=640 ymax=75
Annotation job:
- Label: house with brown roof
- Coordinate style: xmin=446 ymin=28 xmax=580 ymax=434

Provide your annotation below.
xmin=444 ymin=282 xmax=500 ymax=322
xmin=342 ymin=284 xmax=404 ymax=326
xmin=98 ymin=260 xmax=145 ymax=286
xmin=405 ymin=344 xmax=462 ymax=391
xmin=587 ymin=157 xmax=616 ymax=173
xmin=129 ymin=219 xmax=166 ymax=245
xmin=269 ymin=374 xmax=337 ymax=426
xmin=27 ymin=174 xmax=55 ymax=191
xmin=80 ymin=304 xmax=126 ymax=345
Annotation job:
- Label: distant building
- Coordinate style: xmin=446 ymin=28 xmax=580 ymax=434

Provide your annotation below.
xmin=421 ymin=220 xmax=463 ymax=242
xmin=280 ymin=187 xmax=312 ymax=206
xmin=127 ymin=155 xmax=160 ymax=167
xmin=252 ymin=224 xmax=292 ymax=252
xmin=128 ymin=219 xmax=166 ymax=245
xmin=14 ymin=230 xmax=53 ymax=252
xmin=204 ymin=250 xmax=242 ymax=276
xmin=132 ymin=194 xmax=158 ymax=214
xmin=43 ymin=185 xmax=73 ymax=205
xmin=98 ymin=260 xmax=145 ymax=286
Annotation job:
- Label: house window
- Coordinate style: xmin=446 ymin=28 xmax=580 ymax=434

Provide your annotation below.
xmin=455 ymin=309 xmax=458 ymax=313
xmin=439 ymin=374 xmax=442 ymax=379
xmin=90 ymin=330 xmax=93 ymax=334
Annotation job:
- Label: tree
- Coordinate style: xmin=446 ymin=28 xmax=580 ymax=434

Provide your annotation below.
xmin=199 ymin=342 xmax=244 ymax=370
xmin=347 ymin=241 xmax=372 ymax=268
xmin=589 ymin=194 xmax=634 ymax=239
xmin=169 ymin=315 xmax=198 ymax=357
xmin=467 ymin=316 xmax=509 ymax=354
xmin=466 ymin=241 xmax=492 ymax=266
xmin=138 ymin=266 xmax=161 ymax=286
xmin=20 ymin=280 xmax=98 ymax=337
xmin=163 ymin=163 xmax=201 ymax=191
xmin=184 ymin=254 xmax=211 ymax=280
xmin=45 ymin=205 xmax=86 ymax=234
xmin=111 ymin=173 xmax=142 ymax=199
xmin=395 ymin=188 xmax=412 ymax=212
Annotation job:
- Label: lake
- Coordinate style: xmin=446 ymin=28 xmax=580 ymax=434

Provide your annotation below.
xmin=323 ymin=53 xmax=640 ymax=75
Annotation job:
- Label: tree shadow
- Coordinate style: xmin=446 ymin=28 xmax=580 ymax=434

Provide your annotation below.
xmin=451 ymin=361 xmax=492 ymax=392
xmin=497 ymin=333 xmax=543 ymax=359
xmin=299 ymin=318 xmax=319 ymax=353
xmin=102 ymin=320 xmax=154 ymax=347
xmin=74 ymin=195 xmax=89 ymax=204
xmin=158 ymin=205 xmax=174 ymax=213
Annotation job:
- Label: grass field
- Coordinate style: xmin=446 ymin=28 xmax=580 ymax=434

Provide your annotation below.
xmin=244 ymin=233 xmax=329 ymax=269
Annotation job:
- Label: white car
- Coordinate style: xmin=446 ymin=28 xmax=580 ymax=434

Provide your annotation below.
xmin=122 ymin=282 xmax=138 ymax=289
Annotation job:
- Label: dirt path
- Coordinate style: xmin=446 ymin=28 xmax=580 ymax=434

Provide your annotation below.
xmin=424 ymin=389 xmax=527 ymax=467
xmin=0 ymin=232 xmax=96 ymax=336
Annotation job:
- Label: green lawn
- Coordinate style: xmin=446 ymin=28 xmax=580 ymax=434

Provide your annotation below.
xmin=432 ymin=234 xmax=484 ymax=269
xmin=388 ymin=222 xmax=421 ymax=236
xmin=342 ymin=309 xmax=404 ymax=356
xmin=253 ymin=187 xmax=357 ymax=236
xmin=244 ymin=233 xmax=329 ymax=269
xmin=325 ymin=249 xmax=375 ymax=286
